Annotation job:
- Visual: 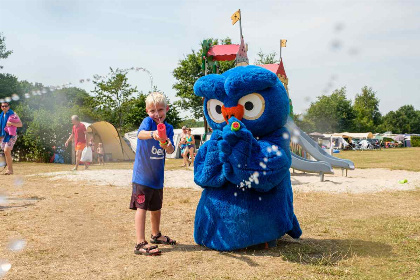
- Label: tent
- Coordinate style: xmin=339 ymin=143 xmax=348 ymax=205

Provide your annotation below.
xmin=77 ymin=122 xmax=135 ymax=162
xmin=124 ymin=127 xmax=211 ymax=159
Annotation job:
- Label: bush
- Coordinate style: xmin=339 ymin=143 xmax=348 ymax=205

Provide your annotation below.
xmin=411 ymin=136 xmax=420 ymax=147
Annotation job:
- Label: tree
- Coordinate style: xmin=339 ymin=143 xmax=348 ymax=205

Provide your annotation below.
xmin=353 ymin=86 xmax=382 ymax=132
xmin=305 ymin=87 xmax=355 ymax=133
xmin=254 ymin=50 xmax=279 ymax=65
xmin=92 ymin=68 xmax=137 ymax=131
xmin=0 ymin=73 xmax=22 ymax=99
xmin=0 ymin=33 xmax=13 ymax=69
xmin=380 ymin=105 xmax=420 ymax=134
xmin=173 ymin=38 xmax=236 ymax=119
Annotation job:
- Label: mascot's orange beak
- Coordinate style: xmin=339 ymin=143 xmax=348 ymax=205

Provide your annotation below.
xmin=221 ymin=104 xmax=244 ymax=123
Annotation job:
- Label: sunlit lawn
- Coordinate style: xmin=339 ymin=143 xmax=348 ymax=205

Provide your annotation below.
xmin=336 ymin=147 xmax=420 ymax=172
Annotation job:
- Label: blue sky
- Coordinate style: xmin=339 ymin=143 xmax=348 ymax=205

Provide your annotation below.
xmin=1 ymin=0 xmax=419 ymax=117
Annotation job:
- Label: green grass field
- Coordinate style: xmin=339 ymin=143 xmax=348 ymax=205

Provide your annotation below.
xmin=336 ymin=147 xmax=420 ymax=172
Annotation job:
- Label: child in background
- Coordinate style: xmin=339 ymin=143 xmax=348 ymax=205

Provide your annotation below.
xmin=130 ymin=92 xmax=176 ymax=256
xmin=179 ymin=136 xmax=188 ymax=167
xmin=185 ymin=128 xmax=195 ymax=165
xmin=97 ymin=143 xmax=104 ymax=165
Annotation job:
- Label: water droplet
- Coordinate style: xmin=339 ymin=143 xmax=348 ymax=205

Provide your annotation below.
xmin=348 ymin=47 xmax=359 ymax=56
xmin=237 ymin=164 xmax=241 ymax=168
xmin=8 ymin=239 xmax=26 ymax=251
xmin=263 ymin=157 xmax=268 ymax=163
xmin=291 ymin=136 xmax=299 ymax=144
xmin=0 ymin=196 xmax=8 ymax=205
xmin=267 ymin=147 xmax=272 ymax=153
xmin=259 ymin=197 xmax=262 ymax=201
xmin=330 ymin=39 xmax=342 ymax=51
xmin=276 ymin=151 xmax=282 ymax=157
xmin=0 ymin=154 xmax=6 ymax=167
xmin=259 ymin=162 xmax=267 ymax=169
xmin=11 ymin=94 xmax=20 ymax=101
xmin=263 ymin=171 xmax=267 ymax=175
xmin=14 ymin=176 xmax=24 ymax=187
xmin=0 ymin=261 xmax=11 ymax=277
xmin=272 ymin=145 xmax=279 ymax=151
xmin=234 ymin=192 xmax=237 ymax=197
xmin=242 ymin=188 xmax=245 ymax=191
xmin=256 ymin=137 xmax=259 ymax=140
xmin=282 ymin=133 xmax=289 ymax=140
xmin=5 ymin=97 xmax=11 ymax=102
xmin=334 ymin=22 xmax=345 ymax=33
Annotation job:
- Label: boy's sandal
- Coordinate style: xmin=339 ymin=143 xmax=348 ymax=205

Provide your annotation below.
xmin=134 ymin=241 xmax=161 ymax=256
xmin=4 ymin=171 xmax=13 ymax=175
xmin=150 ymin=232 xmax=176 ymax=245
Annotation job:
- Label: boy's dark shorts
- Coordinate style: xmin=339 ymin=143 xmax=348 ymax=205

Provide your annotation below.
xmin=129 ymin=183 xmax=163 ymax=211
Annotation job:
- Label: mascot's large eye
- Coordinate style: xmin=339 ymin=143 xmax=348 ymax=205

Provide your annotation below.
xmin=207 ymin=99 xmax=225 ymax=123
xmin=238 ymin=93 xmax=265 ymax=120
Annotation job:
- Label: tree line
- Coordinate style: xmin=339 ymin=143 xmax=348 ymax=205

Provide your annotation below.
xmin=294 ymin=86 xmax=420 ymax=134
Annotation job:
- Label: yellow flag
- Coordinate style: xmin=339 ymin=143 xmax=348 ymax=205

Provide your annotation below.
xmin=281 ymin=39 xmax=287 ymax=47
xmin=231 ymin=9 xmax=241 ymax=25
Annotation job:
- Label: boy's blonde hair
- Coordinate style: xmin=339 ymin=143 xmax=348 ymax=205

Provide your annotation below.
xmin=146 ymin=92 xmax=167 ymax=108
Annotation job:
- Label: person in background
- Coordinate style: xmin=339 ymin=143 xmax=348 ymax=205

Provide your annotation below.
xmin=179 ymin=126 xmax=188 ymax=167
xmin=0 ymin=102 xmax=23 ymax=175
xmin=97 ymin=143 xmax=105 ymax=165
xmin=65 ymin=115 xmax=87 ymax=171
xmin=185 ymin=128 xmax=195 ymax=166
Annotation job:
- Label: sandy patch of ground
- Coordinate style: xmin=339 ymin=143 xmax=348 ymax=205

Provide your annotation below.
xmin=34 ymin=168 xmax=420 ymax=193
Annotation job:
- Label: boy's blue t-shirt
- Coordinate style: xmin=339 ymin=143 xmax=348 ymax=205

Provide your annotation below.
xmin=132 ymin=117 xmax=174 ymax=189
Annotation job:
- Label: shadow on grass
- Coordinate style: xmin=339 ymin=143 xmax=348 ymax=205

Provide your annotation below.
xmin=0 ymin=197 xmax=44 ymax=211
xmin=163 ymin=236 xmax=393 ymax=267
xmin=0 ymin=202 xmax=36 ymax=211
xmin=265 ymin=236 xmax=392 ymax=266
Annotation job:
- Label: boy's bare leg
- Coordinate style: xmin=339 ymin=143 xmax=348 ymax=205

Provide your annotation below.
xmin=135 ymin=208 xmax=147 ymax=244
xmin=4 ymin=147 xmax=13 ymax=173
xmin=150 ymin=210 xmax=173 ymax=243
xmin=150 ymin=210 xmax=161 ymax=237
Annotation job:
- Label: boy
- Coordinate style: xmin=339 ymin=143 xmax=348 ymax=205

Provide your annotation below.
xmin=97 ymin=143 xmax=104 ymax=165
xmin=130 ymin=92 xmax=176 ymax=256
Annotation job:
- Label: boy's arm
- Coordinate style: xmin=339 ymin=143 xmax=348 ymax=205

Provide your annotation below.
xmin=138 ymin=130 xmax=156 ymax=140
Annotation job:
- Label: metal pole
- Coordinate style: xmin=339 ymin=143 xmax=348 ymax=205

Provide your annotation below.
xmin=280 ymin=40 xmax=282 ymax=60
xmin=239 ymin=9 xmax=243 ymax=39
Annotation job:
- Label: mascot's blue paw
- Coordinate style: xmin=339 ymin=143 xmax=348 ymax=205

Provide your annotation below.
xmin=193 ymin=65 xmax=302 ymax=251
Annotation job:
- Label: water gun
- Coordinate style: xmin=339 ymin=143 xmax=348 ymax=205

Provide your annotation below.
xmin=231 ymin=121 xmax=241 ymax=132
xmin=157 ymin=123 xmax=169 ymax=146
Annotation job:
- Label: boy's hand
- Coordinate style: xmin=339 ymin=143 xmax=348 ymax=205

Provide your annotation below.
xmin=152 ymin=130 xmax=166 ymax=142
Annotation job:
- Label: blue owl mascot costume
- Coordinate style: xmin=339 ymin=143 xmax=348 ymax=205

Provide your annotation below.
xmin=193 ymin=65 xmax=302 ymax=251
